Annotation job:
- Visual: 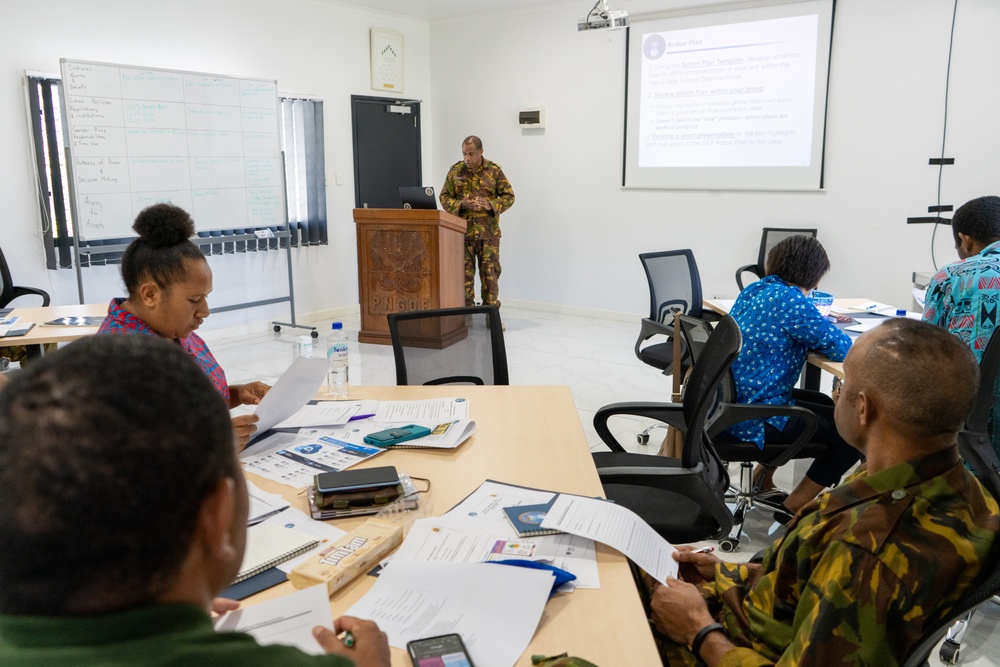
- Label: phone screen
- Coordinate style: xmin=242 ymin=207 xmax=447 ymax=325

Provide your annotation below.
xmin=407 ymin=633 xmax=474 ymax=667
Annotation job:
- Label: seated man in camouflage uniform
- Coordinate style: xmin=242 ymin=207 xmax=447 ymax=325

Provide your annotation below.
xmin=650 ymin=318 xmax=999 ymax=666
xmin=439 ymin=135 xmax=515 ymax=307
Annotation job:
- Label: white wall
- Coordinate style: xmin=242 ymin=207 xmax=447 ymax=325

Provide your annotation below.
xmin=429 ymin=0 xmax=1000 ymax=316
xmin=0 ymin=0 xmax=432 ymax=330
xmin=5 ymin=0 xmax=1000 ymax=326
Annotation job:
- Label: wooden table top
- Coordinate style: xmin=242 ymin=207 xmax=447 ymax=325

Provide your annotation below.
xmin=244 ymin=384 xmax=660 ymax=666
xmin=6 ymin=303 xmax=106 ymax=346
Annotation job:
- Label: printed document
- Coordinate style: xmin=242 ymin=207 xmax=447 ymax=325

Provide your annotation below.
xmin=373 ymin=397 xmax=470 ymax=422
xmin=274 ymin=399 xmax=377 ymax=429
xmin=386 ymin=515 xmax=599 ymax=589
xmin=541 ymin=494 xmax=678 ymax=583
xmin=214 ymin=584 xmax=332 ymax=655
xmin=249 ymin=356 xmax=329 ymax=442
xmin=443 ymin=480 xmax=600 ymax=588
xmin=347 ymin=561 xmax=552 ymax=667
xmin=240 ymin=431 xmax=384 ymax=488
xmin=446 ymin=479 xmax=557 ymax=520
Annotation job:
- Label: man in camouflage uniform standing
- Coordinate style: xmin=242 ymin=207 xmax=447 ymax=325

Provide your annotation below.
xmin=649 ymin=319 xmax=998 ymax=666
xmin=439 ymin=136 xmax=515 ymax=307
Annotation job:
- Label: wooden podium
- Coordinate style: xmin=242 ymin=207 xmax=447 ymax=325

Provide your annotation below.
xmin=354 ymin=208 xmax=467 ymax=346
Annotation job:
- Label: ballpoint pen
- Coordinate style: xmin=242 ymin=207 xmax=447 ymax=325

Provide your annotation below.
xmin=347 ymin=413 xmax=376 ymax=422
xmin=691 ymin=546 xmax=715 ymax=554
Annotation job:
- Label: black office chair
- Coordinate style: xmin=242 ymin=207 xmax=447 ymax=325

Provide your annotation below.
xmin=676 ymin=313 xmax=832 ymax=551
xmin=591 ymin=316 xmax=740 ymax=543
xmin=735 ymin=227 xmax=818 ymax=291
xmin=0 ymin=244 xmax=50 ymax=307
xmin=387 ymin=305 xmax=508 ymax=386
xmin=635 ymin=249 xmax=708 ymax=377
xmin=913 ymin=329 xmax=1000 ymax=666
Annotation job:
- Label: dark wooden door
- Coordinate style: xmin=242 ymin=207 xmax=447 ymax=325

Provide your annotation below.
xmin=351 ymin=96 xmax=422 ymax=209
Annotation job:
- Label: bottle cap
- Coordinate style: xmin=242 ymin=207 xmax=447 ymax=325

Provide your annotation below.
xmin=332 ymin=322 xmax=343 ymax=330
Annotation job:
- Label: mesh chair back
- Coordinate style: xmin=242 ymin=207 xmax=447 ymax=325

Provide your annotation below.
xmin=958 ymin=328 xmax=1000 ymax=478
xmin=678 ymin=316 xmax=742 ymax=490
xmin=757 ymin=228 xmax=818 ymax=274
xmin=388 ymin=305 xmax=509 ymax=386
xmin=677 ymin=315 xmax=714 ymax=365
xmin=639 ymin=250 xmax=703 ymax=326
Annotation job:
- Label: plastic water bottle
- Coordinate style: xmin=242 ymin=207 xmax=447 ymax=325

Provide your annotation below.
xmin=327 ymin=322 xmax=349 ymax=397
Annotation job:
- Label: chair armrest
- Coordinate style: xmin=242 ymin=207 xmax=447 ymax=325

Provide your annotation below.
xmin=10 ymin=286 xmax=51 ymax=307
xmin=594 ymin=401 xmax=687 ymax=453
xmin=708 ymin=402 xmax=820 ymax=469
xmin=634 ymin=317 xmax=676 ymax=357
xmin=734 ymin=264 xmax=761 ymax=291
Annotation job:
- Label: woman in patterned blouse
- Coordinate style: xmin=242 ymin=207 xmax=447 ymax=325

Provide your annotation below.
xmin=97 ymin=204 xmax=271 ymax=449
xmin=724 ymin=235 xmax=859 ymax=517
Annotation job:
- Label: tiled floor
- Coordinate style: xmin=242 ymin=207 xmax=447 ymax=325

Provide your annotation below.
xmin=202 ymin=305 xmax=999 ymax=667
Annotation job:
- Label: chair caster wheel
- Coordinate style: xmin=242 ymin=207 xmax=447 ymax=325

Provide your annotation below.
xmin=939 ymin=641 xmax=960 ymax=664
xmin=637 ymin=433 xmax=650 ymax=445
xmin=310 ymin=330 xmax=319 ymax=338
xmin=273 ymin=325 xmax=281 ymax=333
xmin=719 ymin=538 xmax=739 ymax=553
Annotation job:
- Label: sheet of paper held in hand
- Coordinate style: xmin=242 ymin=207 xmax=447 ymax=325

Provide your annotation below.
xmin=249 ymin=356 xmax=330 ymax=442
xmin=346 ymin=561 xmax=553 ymax=667
xmin=214 ymin=584 xmax=332 ymax=655
xmin=443 ymin=480 xmax=600 ymax=588
xmin=541 ymin=494 xmax=679 ymax=583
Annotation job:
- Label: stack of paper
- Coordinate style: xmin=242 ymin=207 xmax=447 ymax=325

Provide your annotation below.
xmin=382 ymin=480 xmax=600 ymax=590
xmin=347 ymin=561 xmax=553 ymax=667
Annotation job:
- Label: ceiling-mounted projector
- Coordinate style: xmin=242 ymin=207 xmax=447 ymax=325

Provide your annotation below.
xmin=577 ymin=0 xmax=629 ymax=31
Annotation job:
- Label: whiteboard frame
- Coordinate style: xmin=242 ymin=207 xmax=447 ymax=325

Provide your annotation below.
xmin=57 ymin=59 xmax=311 ymax=334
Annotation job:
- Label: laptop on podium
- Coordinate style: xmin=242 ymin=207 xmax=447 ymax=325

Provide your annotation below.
xmin=399 ymin=186 xmax=438 ymax=210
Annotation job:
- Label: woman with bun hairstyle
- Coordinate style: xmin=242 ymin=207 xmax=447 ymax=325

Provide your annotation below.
xmin=97 ymin=204 xmax=270 ymax=448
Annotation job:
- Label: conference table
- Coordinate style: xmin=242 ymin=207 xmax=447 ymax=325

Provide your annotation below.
xmin=244 ymin=385 xmax=661 ymax=666
xmin=4 ymin=303 xmax=106 ymax=352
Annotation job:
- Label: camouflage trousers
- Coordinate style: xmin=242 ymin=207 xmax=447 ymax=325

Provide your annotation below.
xmin=465 ymin=236 xmax=501 ymax=306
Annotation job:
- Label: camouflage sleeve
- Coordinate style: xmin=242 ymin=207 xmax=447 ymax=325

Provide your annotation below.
xmin=716 ymin=541 xmax=916 ymax=667
xmin=439 ymin=166 xmax=463 ymax=215
xmin=490 ymin=166 xmax=515 ymax=215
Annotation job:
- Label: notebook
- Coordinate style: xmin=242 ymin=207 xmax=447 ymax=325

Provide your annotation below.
xmin=502 ymin=500 xmax=562 ymax=538
xmin=235 ymin=524 xmax=320 ymax=583
xmin=0 ymin=323 xmax=34 ymax=338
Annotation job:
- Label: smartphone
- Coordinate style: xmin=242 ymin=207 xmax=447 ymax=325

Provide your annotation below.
xmin=314 ymin=465 xmax=399 ymax=494
xmin=363 ymin=424 xmax=432 ymax=447
xmin=407 ymin=633 xmax=475 ymax=667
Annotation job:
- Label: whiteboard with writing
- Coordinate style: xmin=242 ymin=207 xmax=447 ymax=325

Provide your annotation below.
xmin=60 ymin=59 xmax=285 ymax=241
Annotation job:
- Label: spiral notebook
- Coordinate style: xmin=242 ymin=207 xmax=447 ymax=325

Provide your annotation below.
xmin=502 ymin=500 xmax=562 ymax=538
xmin=235 ymin=524 xmax=320 ymax=584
